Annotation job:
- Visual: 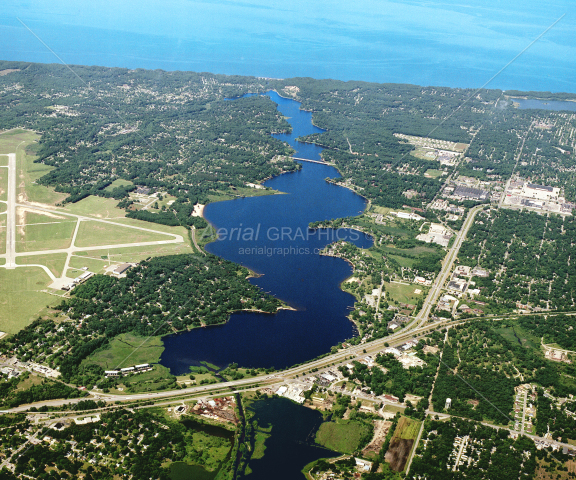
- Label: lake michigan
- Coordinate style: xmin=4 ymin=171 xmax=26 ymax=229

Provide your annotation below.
xmin=1 ymin=0 xmax=575 ymax=93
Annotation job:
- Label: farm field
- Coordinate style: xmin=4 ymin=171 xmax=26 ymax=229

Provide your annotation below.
xmin=384 ymin=416 xmax=421 ymax=472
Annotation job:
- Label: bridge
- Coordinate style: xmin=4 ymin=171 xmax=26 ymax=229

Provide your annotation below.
xmin=292 ymin=157 xmax=327 ymax=164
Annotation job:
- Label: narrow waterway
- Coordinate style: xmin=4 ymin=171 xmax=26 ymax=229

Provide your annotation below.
xmin=160 ymin=91 xmax=371 ymax=373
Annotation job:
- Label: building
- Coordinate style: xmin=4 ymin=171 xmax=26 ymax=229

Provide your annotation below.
xmin=113 ymin=263 xmax=132 ymax=275
xmin=446 ymin=398 xmax=452 ymax=409
xmin=135 ymin=186 xmax=151 ymax=195
xmin=105 ymin=370 xmax=120 ymax=377
xmin=453 ymin=185 xmax=489 ymax=201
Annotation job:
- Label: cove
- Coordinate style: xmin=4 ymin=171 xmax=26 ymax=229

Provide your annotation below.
xmin=160 ymin=91 xmax=372 ymax=374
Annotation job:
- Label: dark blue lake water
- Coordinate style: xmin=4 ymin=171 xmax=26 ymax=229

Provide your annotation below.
xmin=245 ymin=397 xmax=338 ymax=480
xmin=160 ymin=92 xmax=371 ymax=373
xmin=512 ymin=97 xmax=576 ymax=111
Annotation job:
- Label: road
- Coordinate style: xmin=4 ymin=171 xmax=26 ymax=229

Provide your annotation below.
xmin=414 ymin=204 xmax=485 ymax=328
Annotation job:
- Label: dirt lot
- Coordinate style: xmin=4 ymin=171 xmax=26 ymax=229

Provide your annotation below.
xmin=363 ymin=420 xmax=392 ymax=458
xmin=385 ymin=438 xmax=414 ymax=471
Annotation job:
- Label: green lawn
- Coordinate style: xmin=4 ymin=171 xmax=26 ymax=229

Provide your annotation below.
xmin=0 ymin=202 xmax=6 ymax=214
xmin=315 ymin=419 xmax=371 ymax=453
xmin=0 ymin=267 xmax=58 ymax=334
xmin=16 ymin=253 xmax=68 ymax=277
xmin=82 ymin=332 xmax=165 ymax=370
xmin=74 ymin=220 xmax=174 ymax=248
xmin=17 ymin=219 xmax=76 ymax=253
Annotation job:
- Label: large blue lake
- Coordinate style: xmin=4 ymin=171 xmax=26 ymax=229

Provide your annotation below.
xmin=160 ymin=91 xmax=371 ymax=373
xmin=2 ymin=1 xmax=575 ymax=93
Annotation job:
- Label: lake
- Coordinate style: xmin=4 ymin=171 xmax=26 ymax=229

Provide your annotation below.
xmin=511 ymin=97 xmax=576 ymax=111
xmin=160 ymin=91 xmax=371 ymax=374
xmin=2 ymin=1 xmax=575 ymax=93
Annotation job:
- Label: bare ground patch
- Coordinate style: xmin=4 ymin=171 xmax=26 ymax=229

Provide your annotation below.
xmin=362 ymin=420 xmax=392 ymax=458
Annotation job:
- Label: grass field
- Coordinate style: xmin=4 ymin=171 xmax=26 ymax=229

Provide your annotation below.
xmin=62 ymin=195 xmax=127 ymax=218
xmin=83 ymin=332 xmax=165 ymax=370
xmin=388 ymin=254 xmax=416 ymax=268
xmin=0 ymin=202 xmax=6 ymax=214
xmin=385 ymin=281 xmax=425 ymax=305
xmin=393 ymin=416 xmax=421 ymax=440
xmin=0 ymin=129 xmax=66 ymax=206
xmin=382 ymin=405 xmax=405 ymax=415
xmin=0 ymin=129 xmax=37 ymax=154
xmin=0 ymin=156 xmax=7 ymax=167
xmin=67 ymin=255 xmax=111 ymax=275
xmin=495 ymin=325 xmax=540 ymax=351
xmin=112 ymin=217 xmax=189 ymax=236
xmin=104 ymin=178 xmax=133 ymax=192
xmin=0 ymin=168 xmax=6 ymax=201
xmin=0 ymin=214 xmax=5 ymax=255
xmin=16 ymin=253 xmax=68 ymax=277
xmin=424 ymin=169 xmax=444 ymax=179
xmin=74 ymin=243 xmax=192 ymax=265
xmin=75 ymin=220 xmax=173 ymax=248
xmin=0 ymin=267 xmax=57 ymax=333
xmin=23 ymin=210 xmax=72 ymax=225
xmin=17 ymin=219 xmax=76 ymax=253
xmin=315 ymin=419 xmax=371 ymax=453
